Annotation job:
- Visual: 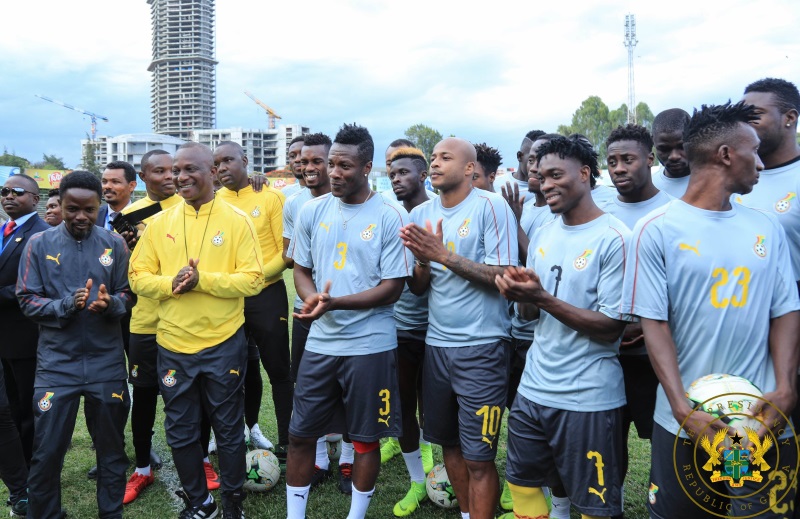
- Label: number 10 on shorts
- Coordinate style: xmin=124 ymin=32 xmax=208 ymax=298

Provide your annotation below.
xmin=477 ymin=405 xmax=501 ymax=448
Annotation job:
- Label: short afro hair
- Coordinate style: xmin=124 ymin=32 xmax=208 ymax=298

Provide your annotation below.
xmin=389 ymin=147 xmax=428 ymax=174
xmin=474 ymin=143 xmax=503 ymax=175
xmin=652 ymin=108 xmax=690 ymax=137
xmin=683 ymin=101 xmax=759 ymax=166
xmin=334 ymin=123 xmax=374 ymax=166
xmin=388 ymin=138 xmax=415 ymax=149
xmin=289 ymin=135 xmax=306 ymax=146
xmin=534 ymin=133 xmax=562 ymax=143
xmin=525 ymin=130 xmax=546 ymax=142
xmin=216 ymin=141 xmax=245 ymax=158
xmin=303 ymin=133 xmax=332 ymax=148
xmin=60 ymin=170 xmax=102 ymax=201
xmin=535 ymin=135 xmax=600 ymax=187
xmin=105 ymin=161 xmax=137 ymax=183
xmin=744 ymin=77 xmax=800 ymax=114
xmin=141 ymin=149 xmax=170 ymax=173
xmin=606 ymin=124 xmax=654 ymax=153
xmin=47 ymin=188 xmax=61 ymax=198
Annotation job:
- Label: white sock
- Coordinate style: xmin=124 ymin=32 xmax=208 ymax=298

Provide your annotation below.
xmin=340 ymin=441 xmax=354 ymax=465
xmin=135 ymin=466 xmax=151 ymax=476
xmin=461 ymin=513 xmax=470 ymax=519
xmin=286 ymin=484 xmax=310 ymax=519
xmin=202 ymin=493 xmax=213 ymax=506
xmin=346 ymin=485 xmax=375 ymax=519
xmin=203 ymin=457 xmax=210 ymax=464
xmin=419 ymin=429 xmax=431 ymax=446
xmin=550 ymin=496 xmax=571 ymax=519
xmin=315 ymin=436 xmax=329 ymax=470
xmin=402 ymin=449 xmax=426 ymax=484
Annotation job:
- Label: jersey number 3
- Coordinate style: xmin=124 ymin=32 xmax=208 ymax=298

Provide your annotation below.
xmin=334 ymin=242 xmax=347 ymax=270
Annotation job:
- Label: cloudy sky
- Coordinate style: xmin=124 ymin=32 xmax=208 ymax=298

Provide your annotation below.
xmin=1 ymin=0 xmax=798 ymax=169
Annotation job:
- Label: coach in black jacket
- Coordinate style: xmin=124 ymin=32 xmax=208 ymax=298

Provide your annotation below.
xmin=0 ymin=174 xmax=49 ymax=465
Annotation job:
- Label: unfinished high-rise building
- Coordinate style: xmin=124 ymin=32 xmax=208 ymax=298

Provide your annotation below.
xmin=147 ymin=0 xmax=217 ymax=139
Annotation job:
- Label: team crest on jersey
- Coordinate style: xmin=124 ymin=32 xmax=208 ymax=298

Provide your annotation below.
xmin=131 ymin=365 xmax=139 ymax=378
xmin=99 ymin=248 xmax=113 ymax=266
xmin=163 ymin=369 xmax=177 ymax=387
xmin=251 ymin=206 xmax=261 ymax=218
xmin=211 ymin=231 xmax=224 ymax=246
xmin=648 ymin=483 xmax=659 ymax=505
xmin=360 ymin=224 xmax=377 ymax=241
xmin=38 ymin=392 xmax=55 ymax=412
xmin=457 ymin=219 xmax=471 ymax=238
xmin=753 ymin=235 xmax=767 ymax=258
xmin=573 ymin=249 xmax=592 ymax=271
xmin=775 ymin=192 xmax=796 ymax=213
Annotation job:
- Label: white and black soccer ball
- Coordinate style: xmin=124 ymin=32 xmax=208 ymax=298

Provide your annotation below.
xmin=686 ymin=373 xmax=763 ymax=448
xmin=243 ymin=449 xmax=281 ymax=492
xmin=427 ymin=463 xmax=458 ymax=509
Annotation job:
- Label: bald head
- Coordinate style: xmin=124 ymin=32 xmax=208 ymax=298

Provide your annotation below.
xmin=435 ymin=137 xmax=477 ymax=161
xmin=429 ymin=138 xmax=477 ymax=194
xmin=176 ymin=142 xmax=214 ymax=170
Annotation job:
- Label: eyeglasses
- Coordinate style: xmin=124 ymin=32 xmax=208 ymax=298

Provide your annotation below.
xmin=1 ymin=187 xmax=38 ymax=198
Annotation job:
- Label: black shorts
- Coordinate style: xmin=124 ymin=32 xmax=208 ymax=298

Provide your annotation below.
xmin=290 ymin=307 xmax=311 ymax=384
xmin=422 ymin=341 xmax=509 ymax=462
xmin=506 ymin=338 xmax=531 ymax=410
xmin=247 ymin=335 xmax=259 ymax=361
xmin=397 ymin=328 xmax=426 ymax=365
xmin=506 ymin=396 xmax=625 ymax=517
xmin=648 ymin=423 xmax=798 ymax=519
xmin=620 ymin=353 xmax=658 ymax=439
xmin=289 ymin=350 xmax=401 ymax=442
xmin=128 ymin=333 xmax=158 ymax=388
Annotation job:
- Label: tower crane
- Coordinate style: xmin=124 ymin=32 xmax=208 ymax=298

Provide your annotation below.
xmin=244 ymin=91 xmax=282 ymax=129
xmin=35 ymin=94 xmax=109 ymax=141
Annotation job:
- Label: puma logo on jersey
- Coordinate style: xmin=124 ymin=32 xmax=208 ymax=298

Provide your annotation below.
xmin=166 ymin=233 xmax=177 ymax=243
xmin=679 ymin=241 xmax=701 ymax=256
xmin=589 ymin=486 xmax=607 ymax=503
xmin=377 ymin=417 xmax=390 ymax=427
xmin=229 ymin=369 xmax=240 ymax=376
xmin=319 ymin=222 xmax=331 ymax=232
xmin=111 ymin=392 xmax=124 ymax=401
xmin=279 ymin=317 xmax=287 ymax=322
xmin=538 ymin=247 xmax=546 ymax=258
xmin=46 ymin=253 xmax=61 ymax=265
xmin=481 ymin=436 xmax=494 ymax=448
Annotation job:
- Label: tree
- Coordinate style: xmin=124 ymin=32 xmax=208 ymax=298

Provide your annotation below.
xmin=32 ymin=153 xmax=67 ymax=170
xmin=557 ymin=96 xmax=655 ymax=167
xmin=0 ymin=148 xmax=30 ymax=169
xmin=404 ymin=124 xmax=443 ymax=160
xmin=81 ymin=138 xmax=102 ymax=178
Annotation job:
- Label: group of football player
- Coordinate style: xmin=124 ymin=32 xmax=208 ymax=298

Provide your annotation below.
xmin=1 ymin=76 xmax=799 ymax=519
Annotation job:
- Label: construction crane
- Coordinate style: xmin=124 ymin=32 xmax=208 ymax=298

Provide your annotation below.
xmin=35 ymin=94 xmax=109 ymax=141
xmin=244 ymin=91 xmax=282 ymax=129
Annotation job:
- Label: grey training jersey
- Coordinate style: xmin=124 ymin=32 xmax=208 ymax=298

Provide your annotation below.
xmin=652 ymin=167 xmax=690 ymax=199
xmin=738 ymin=158 xmax=800 ymax=280
xmin=622 ymin=200 xmax=800 ymax=436
xmin=283 ymin=187 xmax=314 ymax=309
xmin=518 ymin=213 xmax=631 ymax=412
xmin=410 ymin=188 xmax=518 ymax=346
xmin=289 ymin=192 xmax=412 ymax=356
xmin=494 ymin=176 xmax=537 ymax=206
xmin=606 ymin=190 xmax=673 ymax=231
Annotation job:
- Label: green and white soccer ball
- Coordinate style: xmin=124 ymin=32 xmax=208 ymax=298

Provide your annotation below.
xmin=243 ymin=449 xmax=281 ymax=492
xmin=426 ymin=463 xmax=458 ymax=509
xmin=685 ymin=373 xmax=763 ymax=446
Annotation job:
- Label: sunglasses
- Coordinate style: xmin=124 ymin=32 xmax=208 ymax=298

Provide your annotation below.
xmin=1 ymin=187 xmax=38 ymax=198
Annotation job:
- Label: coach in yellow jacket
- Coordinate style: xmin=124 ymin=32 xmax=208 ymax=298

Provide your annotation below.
xmin=129 ymin=142 xmax=263 ymax=518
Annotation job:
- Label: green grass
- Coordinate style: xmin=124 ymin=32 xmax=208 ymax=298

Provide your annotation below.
xmin=1 ymin=270 xmax=653 ymax=518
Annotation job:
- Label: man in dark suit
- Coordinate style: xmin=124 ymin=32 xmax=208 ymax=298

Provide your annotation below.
xmin=97 ymin=161 xmax=137 ymax=231
xmin=0 ymin=173 xmax=49 ymax=465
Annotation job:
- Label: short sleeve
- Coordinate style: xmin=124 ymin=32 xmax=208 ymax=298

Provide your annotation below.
xmin=597 ymin=226 xmax=631 ymax=321
xmin=768 ymin=218 xmax=800 ymax=318
xmin=482 ymin=195 xmax=518 ymax=266
xmin=380 ymin=204 xmax=412 ymax=280
xmin=288 ymin=202 xmax=313 ymax=269
xmin=622 ymin=215 xmax=668 ymax=320
xmin=283 ymin=196 xmax=296 ymax=240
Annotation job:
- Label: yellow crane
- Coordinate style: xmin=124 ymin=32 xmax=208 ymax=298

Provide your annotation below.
xmin=244 ymin=91 xmax=282 ymax=129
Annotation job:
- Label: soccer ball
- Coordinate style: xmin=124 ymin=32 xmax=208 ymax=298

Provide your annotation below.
xmin=685 ymin=373 xmax=763 ymax=446
xmin=243 ymin=449 xmax=280 ymax=492
xmin=426 ymin=463 xmax=458 ymax=509
xmin=327 ymin=439 xmax=342 ymax=461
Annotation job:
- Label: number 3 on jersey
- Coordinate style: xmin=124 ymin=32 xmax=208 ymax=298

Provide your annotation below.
xmin=710 ymin=266 xmax=750 ymax=309
xmin=334 ymin=242 xmax=347 ymax=270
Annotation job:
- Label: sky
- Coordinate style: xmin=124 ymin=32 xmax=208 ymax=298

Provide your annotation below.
xmin=1 ymin=0 xmax=798 ymax=169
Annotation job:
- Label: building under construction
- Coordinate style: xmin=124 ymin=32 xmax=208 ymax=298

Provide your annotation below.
xmin=147 ymin=0 xmax=217 ymax=139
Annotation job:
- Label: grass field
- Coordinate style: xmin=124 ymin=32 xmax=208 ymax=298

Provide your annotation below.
xmin=1 ymin=270 xmax=653 ymax=518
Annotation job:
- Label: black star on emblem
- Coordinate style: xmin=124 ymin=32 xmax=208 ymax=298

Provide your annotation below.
xmin=729 ymin=431 xmax=743 ymax=446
